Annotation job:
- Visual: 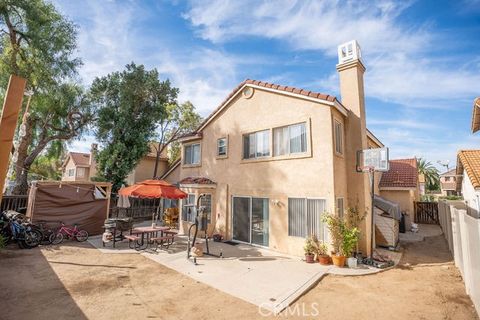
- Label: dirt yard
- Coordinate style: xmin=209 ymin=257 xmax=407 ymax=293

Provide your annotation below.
xmin=0 ymin=235 xmax=477 ymax=320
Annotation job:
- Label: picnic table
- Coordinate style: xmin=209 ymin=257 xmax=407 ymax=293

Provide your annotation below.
xmin=125 ymin=226 xmax=171 ymax=251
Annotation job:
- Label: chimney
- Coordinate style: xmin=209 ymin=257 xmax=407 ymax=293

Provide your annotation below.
xmin=336 ymin=40 xmax=372 ymax=255
xmin=90 ymin=143 xmax=98 ymax=166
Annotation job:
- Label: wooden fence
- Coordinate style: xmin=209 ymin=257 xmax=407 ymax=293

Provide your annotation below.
xmin=414 ymin=201 xmax=439 ymax=224
xmin=1 ymin=195 xmax=29 ymax=213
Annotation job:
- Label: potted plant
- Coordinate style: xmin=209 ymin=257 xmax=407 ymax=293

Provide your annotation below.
xmin=322 ymin=214 xmax=345 ymax=267
xmin=304 ymin=236 xmax=316 ymax=263
xmin=316 ymin=241 xmax=331 ymax=265
xmin=342 ymin=226 xmax=360 ymax=268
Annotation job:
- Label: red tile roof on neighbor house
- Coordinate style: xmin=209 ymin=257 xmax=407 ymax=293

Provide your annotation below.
xmin=379 ymin=158 xmax=418 ymax=189
xmin=179 ymin=177 xmax=216 ymax=185
xmin=69 ymin=152 xmax=90 ymax=166
xmin=456 ymin=150 xmax=480 ymax=190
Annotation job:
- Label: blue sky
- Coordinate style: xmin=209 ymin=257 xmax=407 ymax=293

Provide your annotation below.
xmin=53 ymin=0 xmax=480 ymax=171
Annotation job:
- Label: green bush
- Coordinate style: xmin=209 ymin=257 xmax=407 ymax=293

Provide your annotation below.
xmin=438 ymin=195 xmax=463 ymax=201
xmin=0 ymin=234 xmax=6 ymax=249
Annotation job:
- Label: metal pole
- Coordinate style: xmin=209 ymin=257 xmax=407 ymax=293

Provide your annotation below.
xmin=370 ymin=169 xmax=375 ymax=259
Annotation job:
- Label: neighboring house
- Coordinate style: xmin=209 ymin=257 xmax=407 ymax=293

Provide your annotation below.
xmin=439 ymin=168 xmax=458 ymax=196
xmin=62 ymin=143 xmax=169 ymax=184
xmin=378 ymin=158 xmax=420 ymax=229
xmin=162 ymin=40 xmax=384 ymax=257
xmin=456 ymin=150 xmax=480 ymax=218
xmin=470 ymin=97 xmax=480 ymax=133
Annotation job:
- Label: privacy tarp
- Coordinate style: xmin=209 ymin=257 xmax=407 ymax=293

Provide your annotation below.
xmin=26 ymin=182 xmax=110 ymax=235
xmin=373 ymin=195 xmax=401 ymax=221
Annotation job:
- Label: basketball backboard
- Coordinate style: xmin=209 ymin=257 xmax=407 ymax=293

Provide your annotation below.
xmin=356 ymin=147 xmax=389 ymax=172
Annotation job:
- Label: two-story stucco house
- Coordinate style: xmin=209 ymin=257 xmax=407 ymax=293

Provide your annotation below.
xmin=163 ymin=41 xmax=382 ymax=256
xmin=62 ymin=143 xmax=169 ymax=184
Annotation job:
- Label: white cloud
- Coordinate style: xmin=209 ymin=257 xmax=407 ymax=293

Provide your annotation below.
xmin=184 ymin=0 xmax=480 ymax=109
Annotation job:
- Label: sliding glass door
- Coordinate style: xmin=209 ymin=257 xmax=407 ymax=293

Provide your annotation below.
xmin=232 ymin=196 xmax=269 ymax=246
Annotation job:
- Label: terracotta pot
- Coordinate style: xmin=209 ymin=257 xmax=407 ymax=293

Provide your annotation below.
xmin=331 ymin=255 xmax=346 ymax=267
xmin=318 ymin=255 xmax=331 ymax=265
xmin=305 ymin=254 xmax=315 ymax=263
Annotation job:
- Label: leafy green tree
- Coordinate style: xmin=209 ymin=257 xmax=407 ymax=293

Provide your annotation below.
xmin=91 ymin=63 xmax=178 ymax=190
xmin=417 ymin=158 xmax=440 ymax=191
xmin=153 ymin=101 xmax=202 ymax=175
xmin=0 ymin=0 xmax=91 ymax=194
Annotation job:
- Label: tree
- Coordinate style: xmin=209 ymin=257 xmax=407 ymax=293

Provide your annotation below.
xmin=91 ymin=63 xmax=178 ymax=190
xmin=153 ymin=101 xmax=202 ymax=176
xmin=29 ymin=140 xmax=66 ymax=181
xmin=417 ymin=158 xmax=440 ymax=191
xmin=0 ymin=0 xmax=90 ymax=194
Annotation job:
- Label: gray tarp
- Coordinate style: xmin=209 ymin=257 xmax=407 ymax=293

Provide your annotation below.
xmin=374 ymin=195 xmax=401 ymax=220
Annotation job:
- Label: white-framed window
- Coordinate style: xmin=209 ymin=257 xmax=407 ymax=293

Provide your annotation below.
xmin=184 ymin=143 xmax=201 ymax=165
xmin=288 ymin=198 xmax=326 ymax=240
xmin=273 ymin=122 xmax=307 ymax=156
xmin=200 ymin=194 xmax=212 ymax=223
xmin=68 ymin=168 xmax=75 ymax=177
xmin=182 ymin=194 xmax=196 ymax=222
xmin=217 ymin=138 xmax=227 ymax=157
xmin=336 ymin=197 xmax=344 ymax=219
xmin=334 ymin=120 xmax=343 ymax=155
xmin=77 ymin=167 xmax=85 ymax=178
xmin=243 ymin=130 xmax=270 ymax=159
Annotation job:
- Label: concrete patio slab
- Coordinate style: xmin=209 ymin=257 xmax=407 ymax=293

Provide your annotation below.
xmin=399 ymin=223 xmax=443 ymax=242
xmin=89 ymin=234 xmax=402 ymax=314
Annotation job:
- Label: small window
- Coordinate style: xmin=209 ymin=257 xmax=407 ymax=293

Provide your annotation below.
xmin=334 ymin=120 xmax=343 ymax=155
xmin=68 ymin=169 xmax=75 ymax=177
xmin=273 ymin=122 xmax=307 ymax=156
xmin=217 ymin=138 xmax=227 ymax=157
xmin=184 ymin=143 xmax=201 ymax=165
xmin=243 ymin=130 xmax=270 ymax=159
xmin=288 ymin=198 xmax=326 ymax=240
xmin=77 ymin=167 xmax=85 ymax=178
xmin=337 ymin=198 xmax=344 ymax=219
xmin=182 ymin=194 xmax=196 ymax=222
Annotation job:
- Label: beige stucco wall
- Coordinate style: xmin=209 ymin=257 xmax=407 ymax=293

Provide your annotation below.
xmin=379 ymin=189 xmax=417 ymax=227
xmin=126 ymin=157 xmax=168 ymax=185
xmin=169 ymin=88 xmax=340 ymax=256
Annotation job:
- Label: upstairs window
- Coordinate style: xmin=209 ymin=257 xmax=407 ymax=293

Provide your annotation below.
xmin=217 ymin=138 xmax=227 ymax=157
xmin=68 ymin=169 xmax=75 ymax=177
xmin=273 ymin=122 xmax=307 ymax=156
xmin=184 ymin=143 xmax=201 ymax=165
xmin=334 ymin=120 xmax=343 ymax=155
xmin=243 ymin=130 xmax=270 ymax=159
xmin=77 ymin=167 xmax=85 ymax=178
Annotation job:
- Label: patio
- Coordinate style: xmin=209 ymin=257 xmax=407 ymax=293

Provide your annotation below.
xmin=88 ymin=226 xmax=402 ymax=314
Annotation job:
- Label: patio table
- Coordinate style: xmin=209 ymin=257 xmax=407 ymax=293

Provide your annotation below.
xmin=129 ymin=226 xmax=169 ymax=250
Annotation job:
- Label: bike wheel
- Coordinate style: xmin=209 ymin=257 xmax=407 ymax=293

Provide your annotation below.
xmin=24 ymin=230 xmax=42 ymax=248
xmin=75 ymin=230 xmax=89 ymax=242
xmin=49 ymin=232 xmax=64 ymax=245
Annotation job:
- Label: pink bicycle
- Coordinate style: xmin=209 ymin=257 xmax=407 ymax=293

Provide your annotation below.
xmin=49 ymin=223 xmax=89 ymax=244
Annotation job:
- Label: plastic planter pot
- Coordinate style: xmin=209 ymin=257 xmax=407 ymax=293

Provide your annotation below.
xmin=305 ymin=254 xmax=315 ymax=263
xmin=347 ymin=257 xmax=358 ymax=268
xmin=318 ymin=255 xmax=331 ymax=265
xmin=332 ymin=255 xmax=346 ymax=267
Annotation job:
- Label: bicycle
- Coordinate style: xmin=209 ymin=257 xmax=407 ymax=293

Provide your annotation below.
xmin=49 ymin=223 xmax=89 ymax=245
xmin=0 ymin=211 xmax=42 ymax=249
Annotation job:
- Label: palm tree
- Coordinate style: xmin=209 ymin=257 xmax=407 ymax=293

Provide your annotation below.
xmin=417 ymin=158 xmax=440 ymax=191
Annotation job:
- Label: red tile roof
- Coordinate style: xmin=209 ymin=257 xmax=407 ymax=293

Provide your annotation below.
xmin=440 ymin=168 xmax=456 ymax=176
xmin=179 ymin=177 xmax=216 ymax=185
xmin=69 ymin=152 xmax=90 ymax=166
xmin=456 ymin=150 xmax=480 ymax=190
xmin=379 ymin=158 xmax=418 ymax=189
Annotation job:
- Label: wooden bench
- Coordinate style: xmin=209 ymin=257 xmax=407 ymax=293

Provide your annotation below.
xmin=151 ymin=235 xmax=175 ymax=250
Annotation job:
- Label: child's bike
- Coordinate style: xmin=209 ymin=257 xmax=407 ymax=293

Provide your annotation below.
xmin=49 ymin=223 xmax=89 ymax=244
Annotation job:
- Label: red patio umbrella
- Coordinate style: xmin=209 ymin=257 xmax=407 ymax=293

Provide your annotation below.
xmin=119 ymin=179 xmax=187 ymax=225
xmin=119 ymin=179 xmax=187 ymax=199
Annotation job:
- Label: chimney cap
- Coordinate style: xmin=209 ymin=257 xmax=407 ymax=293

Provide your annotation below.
xmin=337 ymin=40 xmax=362 ymax=64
